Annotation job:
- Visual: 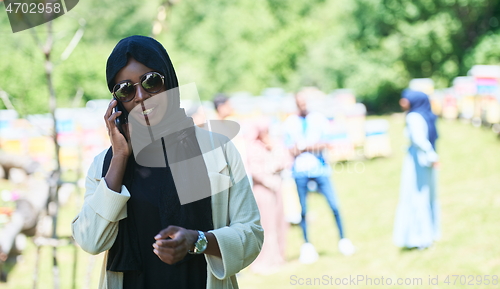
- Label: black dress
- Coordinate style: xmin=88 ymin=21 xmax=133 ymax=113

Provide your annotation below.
xmin=122 ymin=163 xmax=208 ymax=289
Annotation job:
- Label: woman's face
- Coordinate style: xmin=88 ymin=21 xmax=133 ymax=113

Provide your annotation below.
xmin=399 ymin=98 xmax=410 ymax=111
xmin=114 ymin=57 xmax=168 ymax=126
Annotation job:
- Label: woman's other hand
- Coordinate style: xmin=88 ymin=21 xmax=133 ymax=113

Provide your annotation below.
xmin=153 ymin=225 xmax=198 ymax=265
xmin=105 ymin=100 xmax=131 ymax=158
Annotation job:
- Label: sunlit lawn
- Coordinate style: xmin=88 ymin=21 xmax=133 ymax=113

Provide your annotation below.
xmin=239 ymin=115 xmax=500 ymax=289
xmin=1 ymin=115 xmax=499 ymax=289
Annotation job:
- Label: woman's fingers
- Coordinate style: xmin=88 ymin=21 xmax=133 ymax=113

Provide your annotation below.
xmin=104 ymin=99 xmax=131 ymax=157
xmin=156 ymin=238 xmax=179 ymax=248
xmin=153 ymin=245 xmax=175 ymax=264
xmin=104 ymin=100 xmax=115 ymax=131
xmin=153 ymin=225 xmax=193 ymax=264
xmin=153 ymin=244 xmax=174 ymax=255
xmin=153 ymin=242 xmax=187 ymax=264
xmin=107 ymin=112 xmax=122 ymax=132
xmin=104 ymin=100 xmax=117 ymax=124
xmin=105 ymin=100 xmax=121 ymax=131
xmin=155 ymin=225 xmax=181 ymax=240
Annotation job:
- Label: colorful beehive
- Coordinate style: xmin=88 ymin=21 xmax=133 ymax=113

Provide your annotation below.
xmin=364 ymin=119 xmax=392 ymax=159
xmin=435 ymin=88 xmax=459 ymax=120
xmin=468 ymin=65 xmax=500 ymax=125
xmin=452 ymin=76 xmax=477 ymax=120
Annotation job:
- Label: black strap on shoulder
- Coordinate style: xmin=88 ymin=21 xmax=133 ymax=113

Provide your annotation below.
xmin=101 ymin=147 xmax=113 ymax=178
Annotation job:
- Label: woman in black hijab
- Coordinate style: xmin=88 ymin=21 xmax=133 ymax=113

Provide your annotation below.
xmin=72 ymin=35 xmax=263 ymax=289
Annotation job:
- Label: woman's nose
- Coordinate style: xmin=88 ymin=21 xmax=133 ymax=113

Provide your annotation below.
xmin=134 ymin=85 xmax=151 ymax=103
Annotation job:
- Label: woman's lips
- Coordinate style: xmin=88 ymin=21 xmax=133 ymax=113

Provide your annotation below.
xmin=140 ymin=106 xmax=157 ymax=125
xmin=142 ymin=107 xmax=155 ymax=116
xmin=131 ymin=104 xmax=158 ymax=124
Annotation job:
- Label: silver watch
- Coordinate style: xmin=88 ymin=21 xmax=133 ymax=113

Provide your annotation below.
xmin=188 ymin=231 xmax=208 ymax=255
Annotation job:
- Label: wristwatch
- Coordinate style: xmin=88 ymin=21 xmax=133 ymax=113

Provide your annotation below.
xmin=188 ymin=231 xmax=208 ymax=255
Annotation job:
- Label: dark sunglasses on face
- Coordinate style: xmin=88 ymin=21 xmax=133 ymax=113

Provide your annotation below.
xmin=112 ymin=71 xmax=165 ymax=102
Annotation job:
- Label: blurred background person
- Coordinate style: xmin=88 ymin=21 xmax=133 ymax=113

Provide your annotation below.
xmin=212 ymin=93 xmax=251 ymax=182
xmin=186 ymin=105 xmax=206 ymax=127
xmin=213 ymin=93 xmax=234 ymax=121
xmin=393 ymin=89 xmax=440 ymax=250
xmin=245 ymin=118 xmax=289 ymax=274
xmin=283 ymin=90 xmax=355 ymax=264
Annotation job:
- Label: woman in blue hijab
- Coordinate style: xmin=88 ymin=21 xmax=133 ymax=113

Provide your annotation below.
xmin=393 ymin=89 xmax=440 ymax=249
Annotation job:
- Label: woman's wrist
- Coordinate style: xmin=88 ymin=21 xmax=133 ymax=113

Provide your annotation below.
xmin=186 ymin=230 xmax=221 ymax=257
xmin=187 ymin=229 xmax=199 ymax=251
xmin=111 ymin=152 xmax=130 ymax=161
xmin=203 ymin=232 xmax=221 ymax=258
xmin=105 ymin=155 xmax=128 ymax=193
xmin=109 ymin=155 xmax=128 ymax=170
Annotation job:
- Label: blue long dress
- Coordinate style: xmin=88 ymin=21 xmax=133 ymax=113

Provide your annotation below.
xmin=393 ymin=112 xmax=440 ymax=248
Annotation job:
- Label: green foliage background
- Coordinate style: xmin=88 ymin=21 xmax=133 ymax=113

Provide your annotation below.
xmin=1 ymin=0 xmax=500 ymax=115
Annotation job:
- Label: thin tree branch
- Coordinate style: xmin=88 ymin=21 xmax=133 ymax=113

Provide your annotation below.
xmin=60 ymin=19 xmax=86 ymax=61
xmin=0 ymin=90 xmax=16 ymax=111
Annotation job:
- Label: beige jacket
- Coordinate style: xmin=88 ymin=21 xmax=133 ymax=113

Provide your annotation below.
xmin=71 ymin=128 xmax=263 ymax=288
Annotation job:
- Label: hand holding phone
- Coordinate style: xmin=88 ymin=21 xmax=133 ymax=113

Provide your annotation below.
xmin=114 ymin=104 xmax=128 ymax=140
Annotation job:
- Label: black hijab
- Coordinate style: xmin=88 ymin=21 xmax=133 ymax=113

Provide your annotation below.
xmin=103 ymin=35 xmax=213 ymax=276
xmin=106 ymin=35 xmax=179 ymax=99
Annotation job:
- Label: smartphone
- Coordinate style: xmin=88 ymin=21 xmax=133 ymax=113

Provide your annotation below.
xmin=114 ymin=103 xmax=128 ymax=139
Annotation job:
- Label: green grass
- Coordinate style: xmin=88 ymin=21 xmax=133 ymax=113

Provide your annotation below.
xmin=238 ymin=115 xmax=500 ymax=289
xmin=1 ymin=115 xmax=499 ymax=289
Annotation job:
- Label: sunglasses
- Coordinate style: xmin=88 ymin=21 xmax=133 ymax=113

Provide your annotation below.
xmin=112 ymin=71 xmax=165 ymax=102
